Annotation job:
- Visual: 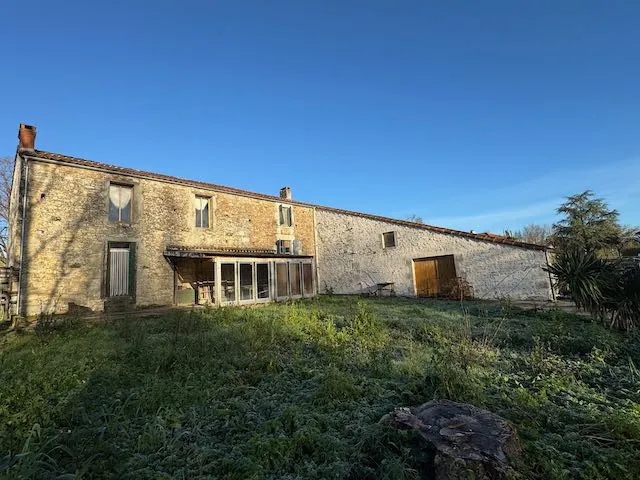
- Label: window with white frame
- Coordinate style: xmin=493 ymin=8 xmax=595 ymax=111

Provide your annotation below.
xmin=195 ymin=196 xmax=210 ymax=228
xmin=276 ymin=263 xmax=288 ymax=298
xmin=256 ymin=263 xmax=270 ymax=299
xmin=303 ymin=263 xmax=314 ymax=296
xmin=239 ymin=263 xmax=254 ymax=301
xmin=174 ymin=258 xmax=312 ymax=306
xmin=289 ymin=263 xmax=302 ymax=296
xmin=220 ymin=263 xmax=236 ymax=302
xmin=279 ymin=205 xmax=293 ymax=226
xmin=108 ymin=184 xmax=132 ymax=223
xmin=382 ymin=231 xmax=397 ymax=248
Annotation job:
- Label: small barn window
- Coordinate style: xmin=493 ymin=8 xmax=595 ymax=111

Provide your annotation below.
xmin=382 ymin=231 xmax=397 ymax=248
xmin=108 ymin=184 xmax=132 ymax=223
xmin=279 ymin=205 xmax=293 ymax=226
xmin=195 ymin=196 xmax=210 ymax=228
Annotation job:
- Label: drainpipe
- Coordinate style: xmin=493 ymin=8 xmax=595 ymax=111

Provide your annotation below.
xmin=16 ymin=155 xmax=30 ymax=317
xmin=544 ymin=248 xmax=556 ymax=302
xmin=312 ymin=207 xmax=320 ymax=294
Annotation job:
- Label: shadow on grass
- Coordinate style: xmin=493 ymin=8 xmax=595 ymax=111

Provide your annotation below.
xmin=0 ymin=303 xmax=436 ymax=479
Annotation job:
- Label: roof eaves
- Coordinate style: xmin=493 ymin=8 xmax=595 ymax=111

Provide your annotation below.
xmin=22 ymin=149 xmax=547 ymax=251
xmin=314 ymin=206 xmax=548 ymax=251
xmin=22 ymin=149 xmax=315 ymax=207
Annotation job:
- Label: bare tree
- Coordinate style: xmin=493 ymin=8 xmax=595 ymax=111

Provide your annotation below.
xmin=507 ymin=224 xmax=552 ymax=246
xmin=619 ymin=225 xmax=640 ymax=257
xmin=405 ymin=214 xmax=424 ymax=224
xmin=0 ymin=156 xmax=13 ymax=260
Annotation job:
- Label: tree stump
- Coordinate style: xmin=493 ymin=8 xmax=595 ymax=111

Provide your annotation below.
xmin=382 ymin=399 xmax=521 ymax=479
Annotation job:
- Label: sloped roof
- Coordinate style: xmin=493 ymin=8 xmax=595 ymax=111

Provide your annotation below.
xmin=20 ymin=148 xmax=547 ymax=251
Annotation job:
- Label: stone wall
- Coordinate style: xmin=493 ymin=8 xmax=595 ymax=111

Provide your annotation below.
xmin=315 ymin=209 xmax=551 ymax=300
xmin=16 ymin=159 xmax=315 ymax=316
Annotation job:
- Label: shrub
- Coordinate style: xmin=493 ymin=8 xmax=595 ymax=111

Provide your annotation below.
xmin=546 ymin=251 xmax=640 ymax=331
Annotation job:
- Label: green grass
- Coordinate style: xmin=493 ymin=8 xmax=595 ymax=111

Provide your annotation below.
xmin=1 ymin=296 xmax=639 ymax=479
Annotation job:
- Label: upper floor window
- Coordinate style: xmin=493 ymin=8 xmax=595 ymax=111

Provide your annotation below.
xmin=382 ymin=231 xmax=397 ymax=248
xmin=279 ymin=205 xmax=292 ymax=227
xmin=195 ymin=196 xmax=210 ymax=228
xmin=109 ymin=184 xmax=132 ymax=223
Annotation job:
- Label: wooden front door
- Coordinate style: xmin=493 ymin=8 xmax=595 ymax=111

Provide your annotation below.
xmin=414 ymin=255 xmax=457 ymax=297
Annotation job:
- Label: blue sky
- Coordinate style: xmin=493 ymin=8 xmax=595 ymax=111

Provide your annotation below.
xmin=1 ymin=1 xmax=638 ymax=232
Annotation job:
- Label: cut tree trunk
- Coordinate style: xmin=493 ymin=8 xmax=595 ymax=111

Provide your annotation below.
xmin=382 ymin=399 xmax=522 ymax=479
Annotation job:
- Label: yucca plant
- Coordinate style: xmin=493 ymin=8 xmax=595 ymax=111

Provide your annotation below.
xmin=546 ymin=249 xmax=606 ymax=313
xmin=606 ymin=262 xmax=640 ymax=331
xmin=546 ymin=251 xmax=640 ymax=330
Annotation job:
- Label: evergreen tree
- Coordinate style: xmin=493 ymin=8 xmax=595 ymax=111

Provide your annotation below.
xmin=552 ymin=190 xmax=621 ymax=257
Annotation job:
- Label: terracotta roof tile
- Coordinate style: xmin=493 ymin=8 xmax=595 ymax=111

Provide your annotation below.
xmin=21 ymin=149 xmax=547 ymax=251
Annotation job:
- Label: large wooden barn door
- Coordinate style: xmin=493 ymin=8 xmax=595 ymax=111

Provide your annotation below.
xmin=414 ymin=255 xmax=457 ymax=297
xmin=414 ymin=258 xmax=438 ymax=296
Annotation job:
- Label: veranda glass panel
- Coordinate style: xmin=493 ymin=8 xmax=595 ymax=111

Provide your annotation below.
xmin=289 ymin=263 xmax=302 ymax=296
xmin=221 ymin=263 xmax=236 ymax=302
xmin=239 ymin=263 xmax=254 ymax=301
xmin=257 ymin=263 xmax=269 ymax=299
xmin=276 ymin=263 xmax=288 ymax=298
xmin=303 ymin=263 xmax=313 ymax=296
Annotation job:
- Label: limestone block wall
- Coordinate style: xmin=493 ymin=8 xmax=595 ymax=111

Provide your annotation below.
xmin=314 ymin=209 xmax=551 ymax=300
xmin=16 ymin=159 xmax=315 ymax=316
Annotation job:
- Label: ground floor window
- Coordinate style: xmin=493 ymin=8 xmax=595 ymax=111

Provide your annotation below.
xmin=303 ymin=263 xmax=314 ymax=296
xmin=239 ymin=263 xmax=254 ymax=301
xmin=289 ymin=263 xmax=302 ymax=297
xmin=257 ymin=263 xmax=269 ymax=299
xmin=276 ymin=263 xmax=288 ymax=298
xmin=221 ymin=263 xmax=236 ymax=302
xmin=173 ymin=257 xmax=315 ymax=306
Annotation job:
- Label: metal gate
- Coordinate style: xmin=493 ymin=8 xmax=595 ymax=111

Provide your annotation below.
xmin=109 ymin=247 xmax=130 ymax=297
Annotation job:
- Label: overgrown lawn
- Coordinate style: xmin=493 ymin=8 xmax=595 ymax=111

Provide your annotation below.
xmin=1 ymin=297 xmax=639 ymax=479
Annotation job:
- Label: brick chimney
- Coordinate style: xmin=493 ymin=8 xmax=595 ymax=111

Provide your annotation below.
xmin=279 ymin=186 xmax=292 ymax=200
xmin=18 ymin=124 xmax=37 ymax=151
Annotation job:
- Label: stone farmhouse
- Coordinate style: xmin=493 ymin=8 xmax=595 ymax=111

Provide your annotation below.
xmin=6 ymin=124 xmax=553 ymax=317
